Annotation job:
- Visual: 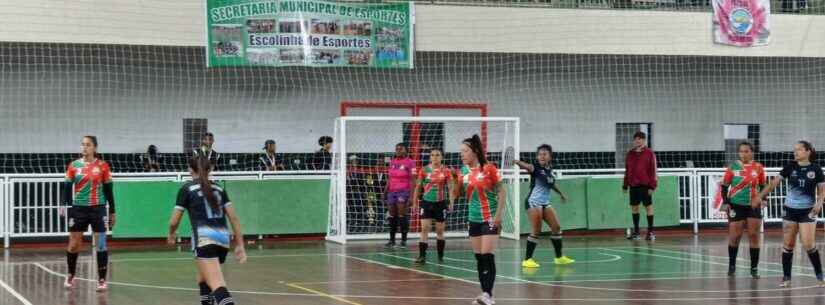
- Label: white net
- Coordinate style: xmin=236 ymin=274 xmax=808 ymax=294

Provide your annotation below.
xmin=327 ymin=117 xmax=520 ymax=243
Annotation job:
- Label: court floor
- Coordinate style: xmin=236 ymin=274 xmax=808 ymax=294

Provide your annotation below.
xmin=1 ymin=234 xmax=824 ymax=305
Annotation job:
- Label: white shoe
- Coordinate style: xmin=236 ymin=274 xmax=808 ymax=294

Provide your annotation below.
xmin=476 ymin=292 xmax=494 ymax=305
xmin=63 ymin=276 xmax=75 ymax=289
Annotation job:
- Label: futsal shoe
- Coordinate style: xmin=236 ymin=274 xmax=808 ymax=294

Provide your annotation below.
xmin=727 ymin=265 xmax=736 ymax=276
xmin=521 ymin=267 xmax=539 ymax=276
xmin=398 ymin=241 xmax=407 ymax=248
xmin=554 ymin=256 xmax=575 ymax=265
xmin=96 ymin=279 xmax=108 ymax=291
xmin=384 ymin=241 xmax=396 ymax=249
xmin=63 ymin=275 xmax=75 ymax=289
xmin=779 ymin=277 xmax=791 ymax=288
xmin=750 ymin=268 xmax=760 ymax=279
xmin=472 ymin=292 xmax=495 ymax=305
xmin=626 ymin=233 xmax=641 ymax=240
xmin=817 ymin=274 xmax=825 ymax=287
xmin=415 ymin=256 xmax=426 ymax=264
xmin=646 ymin=232 xmax=656 ymax=241
xmin=521 ymin=258 xmax=540 ymax=268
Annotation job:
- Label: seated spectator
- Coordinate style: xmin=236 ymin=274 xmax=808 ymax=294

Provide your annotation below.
xmin=260 ymin=139 xmax=285 ymax=171
xmin=141 ymin=144 xmax=161 ymax=172
xmin=193 ymin=132 xmax=221 ymax=170
xmin=313 ymin=136 xmax=333 ymax=170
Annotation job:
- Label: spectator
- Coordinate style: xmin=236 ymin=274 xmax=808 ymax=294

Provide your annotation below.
xmin=141 ymin=144 xmax=161 ymax=172
xmin=313 ymin=136 xmax=333 ymax=170
xmin=193 ymin=132 xmax=221 ymax=170
xmin=622 ymin=131 xmax=658 ymax=241
xmin=260 ymin=139 xmax=284 ymax=171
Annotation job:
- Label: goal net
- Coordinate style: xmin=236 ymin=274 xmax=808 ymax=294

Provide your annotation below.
xmin=327 ymin=116 xmax=520 ymax=244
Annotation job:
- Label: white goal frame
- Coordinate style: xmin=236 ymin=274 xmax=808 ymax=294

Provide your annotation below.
xmin=326 ymin=116 xmax=520 ymax=244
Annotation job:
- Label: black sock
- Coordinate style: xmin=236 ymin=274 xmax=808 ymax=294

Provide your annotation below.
xmin=399 ymin=217 xmax=409 ymax=242
xmin=475 ymin=253 xmax=485 ymax=292
xmin=436 ymin=239 xmax=446 ymax=260
xmin=808 ymin=249 xmax=823 ymax=276
xmin=388 ymin=217 xmax=397 ymax=243
xmin=210 ymin=287 xmax=234 ymax=305
xmin=484 ymin=253 xmax=496 ymax=297
xmin=728 ymin=246 xmax=739 ymax=269
xmin=551 ymin=234 xmax=563 ymax=258
xmin=750 ymin=248 xmax=760 ymax=270
xmin=525 ymin=235 xmax=538 ymax=260
xmin=646 ymin=215 xmax=654 ymax=231
xmin=96 ymin=251 xmax=109 ymax=280
xmin=199 ymin=282 xmax=212 ymax=305
xmin=632 ymin=213 xmax=640 ymax=234
xmin=66 ymin=251 xmax=79 ymax=276
xmin=419 ymin=242 xmax=428 ymax=258
xmin=782 ymin=248 xmax=793 ymax=279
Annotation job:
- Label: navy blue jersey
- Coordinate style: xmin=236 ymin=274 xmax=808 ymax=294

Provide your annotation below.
xmin=175 ymin=180 xmax=232 ymax=248
xmin=779 ymin=161 xmax=825 ymax=209
xmin=527 ymin=162 xmax=556 ymax=205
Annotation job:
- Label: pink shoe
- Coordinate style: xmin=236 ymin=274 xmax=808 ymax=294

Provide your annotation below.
xmin=63 ymin=275 xmax=75 ymax=289
xmin=96 ymin=279 xmax=108 ymax=291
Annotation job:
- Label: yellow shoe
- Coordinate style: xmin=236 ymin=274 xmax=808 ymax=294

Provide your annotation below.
xmin=554 ymin=256 xmax=575 ymax=265
xmin=521 ymin=258 xmax=540 ymax=268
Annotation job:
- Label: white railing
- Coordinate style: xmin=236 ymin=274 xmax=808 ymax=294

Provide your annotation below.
xmin=0 ymin=171 xmax=331 ymax=248
xmin=0 ymin=167 xmax=807 ymax=248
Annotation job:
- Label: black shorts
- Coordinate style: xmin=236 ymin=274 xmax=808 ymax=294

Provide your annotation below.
xmin=727 ymin=204 xmax=763 ymax=222
xmin=68 ymin=206 xmax=107 ymax=233
xmin=629 ymin=186 xmax=653 ymax=206
xmin=195 ymin=244 xmax=229 ymax=264
xmin=420 ymin=200 xmax=448 ymax=222
xmin=469 ymin=222 xmax=500 ymax=237
xmin=782 ymin=206 xmax=816 ymax=223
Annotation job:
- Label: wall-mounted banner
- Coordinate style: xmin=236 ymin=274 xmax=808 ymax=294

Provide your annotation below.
xmin=206 ymin=0 xmax=414 ymax=68
xmin=712 ymin=0 xmax=770 ymax=47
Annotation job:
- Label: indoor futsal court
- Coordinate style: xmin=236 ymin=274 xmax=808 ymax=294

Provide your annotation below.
xmin=2 ymin=235 xmax=825 ymax=305
xmin=3 ymin=0 xmax=825 ymax=305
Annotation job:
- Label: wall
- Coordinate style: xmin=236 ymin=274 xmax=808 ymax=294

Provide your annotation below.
xmin=2 ymin=1 xmax=824 ymax=56
xmin=1 ymin=45 xmax=823 ymax=154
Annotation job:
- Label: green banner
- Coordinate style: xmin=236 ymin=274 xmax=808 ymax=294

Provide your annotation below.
xmin=205 ymin=0 xmax=414 ymax=68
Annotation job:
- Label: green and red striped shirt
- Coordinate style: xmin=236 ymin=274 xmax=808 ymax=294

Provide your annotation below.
xmin=417 ymin=164 xmax=453 ymax=202
xmin=461 ymin=164 xmax=502 ymax=223
xmin=65 ymin=159 xmax=112 ymax=207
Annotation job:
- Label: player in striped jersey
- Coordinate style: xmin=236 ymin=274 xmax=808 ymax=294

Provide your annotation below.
xmin=61 ymin=135 xmax=115 ymax=291
xmin=412 ymin=148 xmax=455 ymax=263
xmin=452 ymin=135 xmax=506 ymax=305
xmin=515 ymin=144 xmax=574 ymax=268
xmin=719 ymin=142 xmax=766 ymax=278
xmin=168 ymin=156 xmax=247 ymax=305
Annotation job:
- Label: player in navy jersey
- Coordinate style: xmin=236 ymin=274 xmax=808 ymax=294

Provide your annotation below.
xmin=168 ymin=156 xmax=247 ymax=305
xmin=515 ymin=144 xmax=574 ymax=268
xmin=756 ymin=141 xmax=825 ymax=287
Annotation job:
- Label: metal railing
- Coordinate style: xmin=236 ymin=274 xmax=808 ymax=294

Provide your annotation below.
xmin=0 ymin=168 xmax=808 ymax=247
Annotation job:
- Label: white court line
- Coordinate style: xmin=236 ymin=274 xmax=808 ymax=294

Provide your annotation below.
xmin=379 ymin=251 xmax=818 ymax=293
xmin=0 ymin=278 xmax=33 ymax=305
xmin=443 ymin=252 xmax=621 ymax=264
xmin=338 ymin=254 xmax=477 ymax=285
xmin=601 ymin=247 xmax=816 ymax=277
xmin=4 ymin=253 xmax=334 ymax=266
xmin=32 ymin=263 xmax=316 ymax=297
xmin=643 ymin=246 xmax=814 ymax=272
xmin=26 ymin=257 xmax=825 ymax=302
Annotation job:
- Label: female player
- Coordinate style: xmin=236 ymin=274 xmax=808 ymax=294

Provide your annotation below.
xmin=168 ymin=156 xmax=247 ymax=305
xmin=719 ymin=142 xmax=765 ymax=278
xmin=452 ymin=134 xmax=506 ymax=305
xmin=385 ymin=143 xmax=415 ymax=248
xmin=515 ymin=144 xmax=574 ymax=268
xmin=62 ymin=135 xmax=115 ymax=291
xmin=412 ymin=148 xmax=454 ymax=263
xmin=755 ymin=141 xmax=825 ymax=287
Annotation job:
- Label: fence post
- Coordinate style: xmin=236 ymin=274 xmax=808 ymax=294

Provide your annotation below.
xmin=692 ymin=170 xmax=699 ymax=235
